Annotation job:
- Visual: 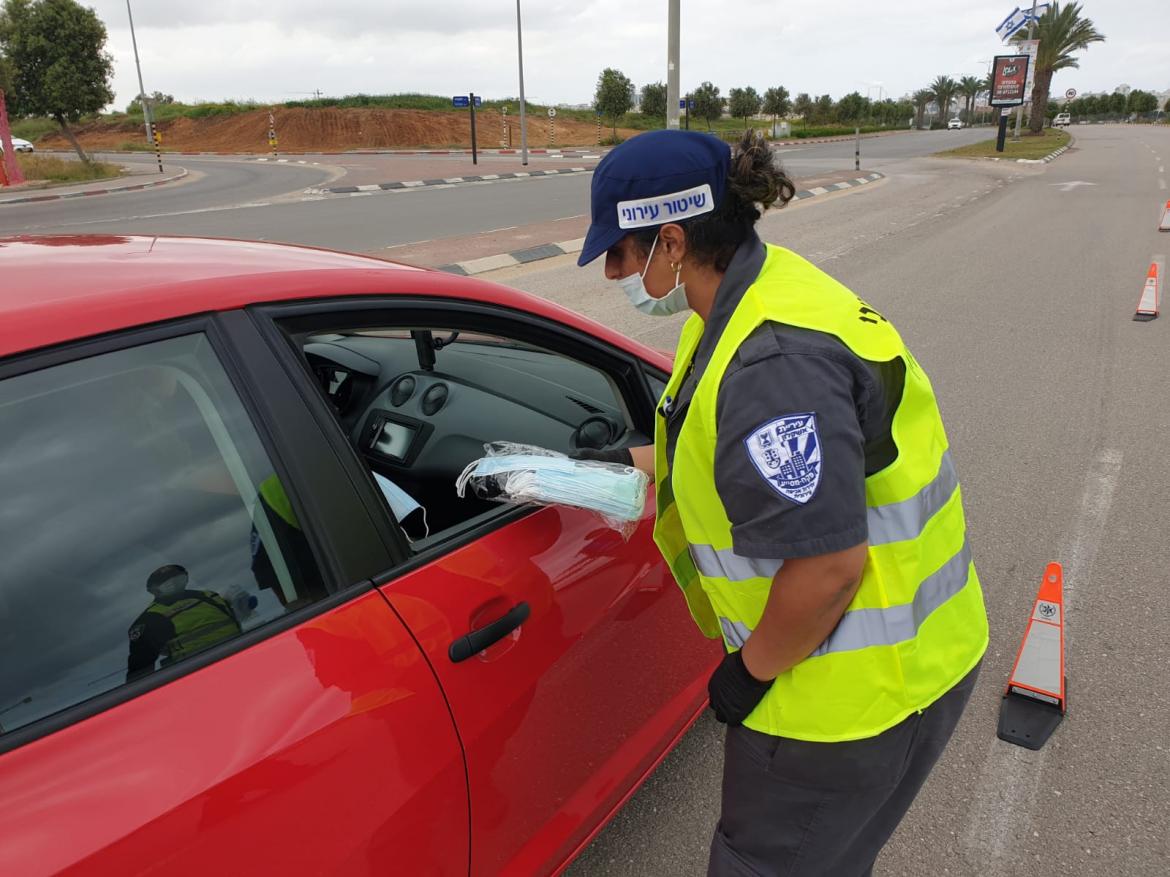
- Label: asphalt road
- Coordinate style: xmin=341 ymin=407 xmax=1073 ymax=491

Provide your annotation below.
xmin=0 ymin=129 xmax=991 ymax=252
xmin=483 ymin=125 xmax=1169 ymax=876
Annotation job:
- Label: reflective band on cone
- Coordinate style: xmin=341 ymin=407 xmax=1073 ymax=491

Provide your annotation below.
xmin=1159 ymin=200 xmax=1170 ymax=232
xmin=1133 ymin=262 xmax=1160 ymax=322
xmin=997 ymin=562 xmax=1065 ymax=750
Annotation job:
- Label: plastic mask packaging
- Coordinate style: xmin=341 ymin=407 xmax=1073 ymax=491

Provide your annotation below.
xmin=455 ymin=443 xmax=649 ymax=537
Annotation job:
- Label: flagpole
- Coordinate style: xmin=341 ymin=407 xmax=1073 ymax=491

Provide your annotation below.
xmin=1012 ymin=0 xmax=1039 ymax=141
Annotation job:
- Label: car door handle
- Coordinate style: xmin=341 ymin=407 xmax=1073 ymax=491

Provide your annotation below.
xmin=448 ymin=602 xmax=531 ymax=663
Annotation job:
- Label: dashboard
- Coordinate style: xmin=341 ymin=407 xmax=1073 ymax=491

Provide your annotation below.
xmin=303 ymin=335 xmax=630 ymax=507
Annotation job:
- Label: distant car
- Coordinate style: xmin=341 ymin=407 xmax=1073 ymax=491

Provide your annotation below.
xmin=947 ymin=118 xmax=963 ymax=130
xmin=1 ymin=137 xmax=34 ymax=153
xmin=1053 ymin=113 xmax=1071 ymax=128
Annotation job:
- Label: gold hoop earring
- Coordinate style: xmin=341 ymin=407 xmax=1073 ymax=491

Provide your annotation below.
xmin=670 ymin=261 xmax=681 ymax=273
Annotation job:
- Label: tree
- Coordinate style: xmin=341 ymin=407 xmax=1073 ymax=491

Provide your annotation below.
xmin=727 ymin=86 xmax=761 ymax=128
xmin=639 ymin=81 xmax=666 ymax=123
xmin=835 ymin=91 xmax=869 ymax=123
xmin=792 ymin=92 xmax=813 ymax=121
xmin=929 ymin=75 xmax=959 ymax=124
xmin=762 ymin=86 xmax=790 ymax=126
xmin=1165 ymin=96 xmax=1170 ymax=114
xmin=0 ymin=0 xmax=114 ymax=161
xmin=811 ymin=94 xmax=834 ymax=124
xmin=1108 ymin=91 xmax=1126 ymax=115
xmin=959 ymin=75 xmax=983 ymax=124
xmin=913 ymin=89 xmax=932 ymax=129
xmin=1126 ymin=90 xmax=1157 ymax=115
xmin=593 ymin=67 xmax=634 ymax=140
xmin=691 ymin=81 xmax=722 ymax=131
xmin=1012 ymin=2 xmax=1104 ymax=134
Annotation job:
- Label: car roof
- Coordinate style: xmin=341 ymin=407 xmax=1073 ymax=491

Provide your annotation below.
xmin=0 ymin=235 xmax=671 ymax=367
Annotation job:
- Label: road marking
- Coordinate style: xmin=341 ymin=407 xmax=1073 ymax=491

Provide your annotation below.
xmin=1160 ymin=179 xmax=1167 ymax=191
xmin=1049 ymin=181 xmax=1096 ymax=192
xmin=960 ymin=448 xmax=1122 ymax=874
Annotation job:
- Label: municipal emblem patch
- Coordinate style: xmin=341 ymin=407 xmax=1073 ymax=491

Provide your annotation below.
xmin=744 ymin=413 xmax=822 ymax=504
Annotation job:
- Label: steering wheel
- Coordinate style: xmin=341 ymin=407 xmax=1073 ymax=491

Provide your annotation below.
xmin=571 ymin=415 xmax=621 ymax=450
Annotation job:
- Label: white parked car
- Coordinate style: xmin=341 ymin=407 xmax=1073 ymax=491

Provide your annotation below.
xmin=1 ymin=137 xmax=35 ymax=153
xmin=1053 ymin=113 xmax=1071 ymax=128
xmin=947 ymin=118 xmax=963 ymax=130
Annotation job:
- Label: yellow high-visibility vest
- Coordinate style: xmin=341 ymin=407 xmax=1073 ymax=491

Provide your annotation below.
xmin=653 ymin=244 xmax=988 ymax=742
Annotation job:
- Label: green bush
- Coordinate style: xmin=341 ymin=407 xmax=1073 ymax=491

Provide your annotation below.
xmin=10 ymin=116 xmax=59 ymax=141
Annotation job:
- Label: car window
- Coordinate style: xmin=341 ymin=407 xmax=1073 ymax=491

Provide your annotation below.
xmin=0 ymin=334 xmax=326 ymax=737
xmin=289 ymin=325 xmax=633 ymax=548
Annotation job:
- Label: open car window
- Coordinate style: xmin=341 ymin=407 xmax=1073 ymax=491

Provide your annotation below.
xmin=287 ymin=324 xmax=636 ymax=550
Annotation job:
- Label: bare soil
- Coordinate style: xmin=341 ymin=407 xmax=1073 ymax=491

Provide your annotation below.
xmin=38 ymin=107 xmax=636 ymax=152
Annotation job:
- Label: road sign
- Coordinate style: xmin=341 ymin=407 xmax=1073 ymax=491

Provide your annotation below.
xmin=1018 ymin=39 xmax=1039 ymax=101
xmin=453 ymin=95 xmax=481 ymax=108
xmin=547 ymin=107 xmax=557 ymax=118
xmin=990 ymin=54 xmax=1030 ymax=107
xmin=1065 ymin=88 xmax=1077 ymax=99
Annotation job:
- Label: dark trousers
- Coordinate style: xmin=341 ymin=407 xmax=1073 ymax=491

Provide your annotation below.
xmin=708 ymin=664 xmax=980 ymax=877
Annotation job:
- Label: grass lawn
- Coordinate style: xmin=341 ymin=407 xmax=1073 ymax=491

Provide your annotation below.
xmin=13 ymin=154 xmax=125 ymax=184
xmin=935 ymin=128 xmax=1070 ymax=160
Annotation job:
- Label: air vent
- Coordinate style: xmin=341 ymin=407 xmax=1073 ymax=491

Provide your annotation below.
xmin=421 ymin=382 xmax=449 ymax=416
xmin=390 ymin=376 xmax=416 ymax=407
xmin=567 ymin=396 xmax=603 ymax=414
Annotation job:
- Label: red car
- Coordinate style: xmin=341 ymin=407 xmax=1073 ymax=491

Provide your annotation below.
xmin=0 ymin=235 xmax=718 ymax=876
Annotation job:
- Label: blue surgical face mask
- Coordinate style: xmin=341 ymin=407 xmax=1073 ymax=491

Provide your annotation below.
xmin=457 ymin=453 xmax=647 ymax=524
xmin=374 ymin=472 xmax=428 ymax=537
xmin=617 ymin=233 xmax=690 ymax=317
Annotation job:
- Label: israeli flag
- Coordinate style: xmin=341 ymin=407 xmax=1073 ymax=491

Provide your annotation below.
xmin=995 ymin=7 xmax=1029 ymax=41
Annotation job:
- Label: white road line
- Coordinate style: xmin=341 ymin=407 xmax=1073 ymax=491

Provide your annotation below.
xmin=960 ymin=448 xmax=1122 ymax=874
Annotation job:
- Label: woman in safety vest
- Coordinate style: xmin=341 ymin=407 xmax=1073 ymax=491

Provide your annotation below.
xmin=572 ymin=130 xmax=988 ymax=876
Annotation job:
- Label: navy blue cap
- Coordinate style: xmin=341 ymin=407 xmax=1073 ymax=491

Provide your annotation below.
xmin=578 ymin=130 xmax=731 ymax=267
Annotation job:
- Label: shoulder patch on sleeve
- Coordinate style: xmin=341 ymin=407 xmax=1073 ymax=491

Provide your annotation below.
xmin=744 ymin=413 xmax=822 ymax=504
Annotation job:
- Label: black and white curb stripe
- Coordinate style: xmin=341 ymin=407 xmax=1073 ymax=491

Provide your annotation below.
xmin=1017 ymin=143 xmax=1071 ymax=164
xmin=0 ymin=168 xmax=189 ymax=206
xmin=438 ymin=172 xmax=885 ymax=275
xmin=311 ymin=166 xmax=592 ymax=196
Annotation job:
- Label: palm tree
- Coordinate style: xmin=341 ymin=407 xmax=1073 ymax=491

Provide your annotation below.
xmin=959 ymin=76 xmax=983 ymax=124
xmin=913 ymin=89 xmax=932 ymax=129
xmin=1012 ymin=2 xmax=1105 ymax=134
xmin=929 ymin=75 xmax=960 ymax=126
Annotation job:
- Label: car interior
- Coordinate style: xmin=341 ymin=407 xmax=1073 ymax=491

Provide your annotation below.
xmin=290 ymin=326 xmax=645 ymax=548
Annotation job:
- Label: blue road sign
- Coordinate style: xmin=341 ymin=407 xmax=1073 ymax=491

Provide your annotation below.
xmin=453 ymin=96 xmax=469 ymax=108
xmin=680 ymin=99 xmax=686 ymax=108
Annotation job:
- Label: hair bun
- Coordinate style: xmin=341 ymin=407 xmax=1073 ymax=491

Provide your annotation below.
xmin=729 ymin=130 xmax=794 ymax=213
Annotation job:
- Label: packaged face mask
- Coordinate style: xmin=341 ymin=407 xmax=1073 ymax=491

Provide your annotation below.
xmin=455 ymin=443 xmax=648 ymax=538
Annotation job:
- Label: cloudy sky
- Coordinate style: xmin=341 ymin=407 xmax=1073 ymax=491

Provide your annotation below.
xmin=89 ymin=1 xmax=1167 ymax=110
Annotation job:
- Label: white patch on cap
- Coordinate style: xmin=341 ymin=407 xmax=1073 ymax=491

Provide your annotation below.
xmin=616 ymin=183 xmax=714 ymax=229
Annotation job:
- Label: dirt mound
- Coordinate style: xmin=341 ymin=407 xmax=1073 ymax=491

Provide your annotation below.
xmin=40 ymin=107 xmax=635 ymax=152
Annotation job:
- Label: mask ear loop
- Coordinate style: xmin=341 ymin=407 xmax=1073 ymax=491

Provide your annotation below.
xmin=640 ymin=233 xmax=660 ymax=280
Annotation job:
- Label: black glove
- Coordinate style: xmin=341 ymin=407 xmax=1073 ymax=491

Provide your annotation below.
xmin=707 ymin=650 xmax=773 ymax=726
xmin=569 ymin=447 xmax=634 ymax=466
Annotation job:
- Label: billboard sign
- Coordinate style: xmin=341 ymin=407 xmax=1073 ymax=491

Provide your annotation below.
xmin=990 ymin=55 xmax=1031 ymax=107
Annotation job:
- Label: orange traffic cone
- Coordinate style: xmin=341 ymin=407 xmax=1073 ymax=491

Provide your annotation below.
xmin=1133 ymin=262 xmax=1160 ymax=322
xmin=1159 ymin=200 xmax=1170 ymax=232
xmin=997 ymin=562 xmax=1066 ymax=750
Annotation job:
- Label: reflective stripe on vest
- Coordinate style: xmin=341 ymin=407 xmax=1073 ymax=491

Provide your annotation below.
xmin=652 ymin=244 xmax=988 ymax=742
xmin=867 ymin=451 xmax=959 ymax=546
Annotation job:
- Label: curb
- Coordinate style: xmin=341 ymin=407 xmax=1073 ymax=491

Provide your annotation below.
xmin=310 ymin=166 xmax=593 ymax=195
xmin=0 ymin=168 xmax=189 ymax=206
xmin=41 ymin=147 xmax=606 ymax=158
xmin=1016 ymin=143 xmax=1071 ymax=164
xmin=437 ymin=172 xmax=885 ymax=276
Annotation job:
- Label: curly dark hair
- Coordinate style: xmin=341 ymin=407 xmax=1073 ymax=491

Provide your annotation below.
xmin=631 ymin=130 xmax=795 ymax=273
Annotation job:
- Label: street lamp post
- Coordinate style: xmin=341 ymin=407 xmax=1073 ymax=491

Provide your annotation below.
xmin=515 ymin=1 xmax=528 ymax=166
xmin=666 ymin=0 xmax=680 ymax=130
xmin=125 ymin=0 xmax=153 ymax=146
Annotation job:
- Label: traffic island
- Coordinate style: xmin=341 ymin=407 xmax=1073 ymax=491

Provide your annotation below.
xmin=933 ymin=129 xmax=1071 ymax=162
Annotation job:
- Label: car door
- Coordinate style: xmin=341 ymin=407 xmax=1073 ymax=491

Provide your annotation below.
xmin=257 ymin=295 xmax=720 ymax=876
xmin=0 ymin=315 xmax=468 ymax=877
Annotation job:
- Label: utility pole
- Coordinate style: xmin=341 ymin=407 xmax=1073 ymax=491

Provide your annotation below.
xmin=666 ymin=0 xmax=681 ymax=129
xmin=1013 ymin=0 xmax=1038 ymax=141
xmin=516 ymin=0 xmax=529 ymax=165
xmin=125 ymin=0 xmax=153 ymax=146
